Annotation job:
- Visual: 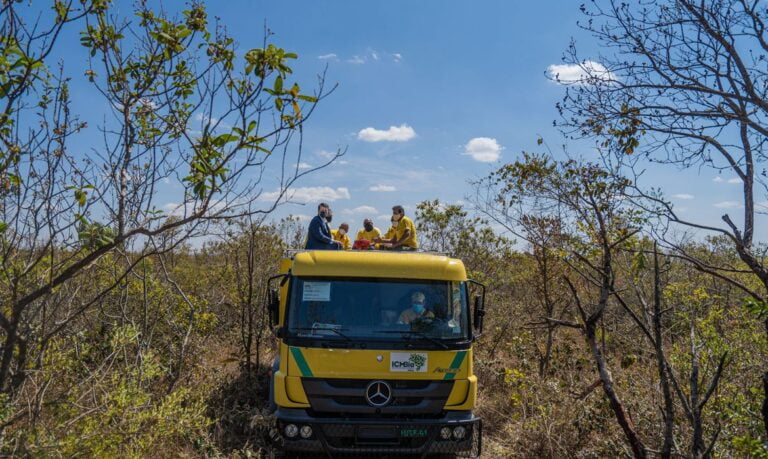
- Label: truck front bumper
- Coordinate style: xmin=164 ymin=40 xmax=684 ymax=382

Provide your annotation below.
xmin=273 ymin=408 xmax=481 ymax=457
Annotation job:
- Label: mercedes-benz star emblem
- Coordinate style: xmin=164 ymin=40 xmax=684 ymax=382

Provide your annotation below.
xmin=365 ymin=380 xmax=392 ymax=407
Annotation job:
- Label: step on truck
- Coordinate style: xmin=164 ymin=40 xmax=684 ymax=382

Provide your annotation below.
xmin=266 ymin=250 xmax=486 ymax=457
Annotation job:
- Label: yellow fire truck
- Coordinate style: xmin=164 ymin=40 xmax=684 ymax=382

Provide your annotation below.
xmin=266 ymin=250 xmax=485 ymax=457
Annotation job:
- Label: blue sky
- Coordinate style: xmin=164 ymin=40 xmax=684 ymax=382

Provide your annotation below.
xmin=35 ymin=1 xmax=756 ymax=238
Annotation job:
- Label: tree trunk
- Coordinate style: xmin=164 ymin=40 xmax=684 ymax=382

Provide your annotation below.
xmin=585 ymin=321 xmax=647 ymax=458
xmin=653 ymin=246 xmax=675 ymax=458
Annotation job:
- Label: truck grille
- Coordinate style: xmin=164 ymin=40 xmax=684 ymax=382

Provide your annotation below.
xmin=302 ymin=378 xmax=453 ymax=416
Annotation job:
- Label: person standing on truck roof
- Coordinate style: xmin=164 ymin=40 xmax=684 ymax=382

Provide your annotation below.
xmin=331 ymin=223 xmax=351 ymax=250
xmin=375 ymin=205 xmax=418 ymax=250
xmin=305 ymin=203 xmax=342 ymax=250
xmin=356 ymin=218 xmax=381 ymax=242
xmin=398 ymin=291 xmax=434 ymax=324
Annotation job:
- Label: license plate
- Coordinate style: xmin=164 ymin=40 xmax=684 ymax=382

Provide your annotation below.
xmin=400 ymin=428 xmax=428 ymax=438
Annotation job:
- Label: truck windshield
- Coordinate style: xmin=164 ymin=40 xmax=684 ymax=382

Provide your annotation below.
xmin=287 ymin=277 xmax=469 ymax=344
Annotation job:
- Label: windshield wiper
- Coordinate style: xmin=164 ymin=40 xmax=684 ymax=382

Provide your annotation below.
xmin=291 ymin=327 xmax=353 ymax=342
xmin=376 ymin=330 xmax=449 ymax=350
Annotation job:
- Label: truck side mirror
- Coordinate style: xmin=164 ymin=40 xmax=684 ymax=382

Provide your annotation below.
xmin=472 ymin=294 xmax=485 ymax=335
xmin=268 ymin=288 xmax=280 ymax=327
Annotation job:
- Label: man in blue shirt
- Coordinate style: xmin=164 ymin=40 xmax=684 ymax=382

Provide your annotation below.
xmin=306 ymin=203 xmax=342 ymax=250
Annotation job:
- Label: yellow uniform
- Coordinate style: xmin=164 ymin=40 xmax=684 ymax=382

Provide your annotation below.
xmin=331 ymin=229 xmax=351 ymax=250
xmin=394 ymin=215 xmax=418 ymax=249
xmin=382 ymin=225 xmax=397 ymax=240
xmin=398 ymin=307 xmax=434 ymax=324
xmin=356 ymin=227 xmax=381 ymax=242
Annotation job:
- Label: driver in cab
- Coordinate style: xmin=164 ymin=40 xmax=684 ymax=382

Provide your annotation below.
xmin=398 ymin=292 xmax=434 ymax=324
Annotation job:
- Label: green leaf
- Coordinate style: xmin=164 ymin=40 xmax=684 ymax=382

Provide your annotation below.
xmin=74 ymin=189 xmax=86 ymax=207
xmin=274 ymin=75 xmax=283 ymax=93
xmin=0 ymin=222 xmax=7 ymax=233
xmin=212 ymin=133 xmax=238 ymax=147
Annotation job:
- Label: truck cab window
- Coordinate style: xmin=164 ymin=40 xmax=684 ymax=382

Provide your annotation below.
xmin=286 ymin=277 xmax=470 ymax=347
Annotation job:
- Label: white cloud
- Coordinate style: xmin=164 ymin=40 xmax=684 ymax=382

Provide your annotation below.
xmin=357 ymin=124 xmax=416 ymax=142
xmin=672 ymin=193 xmax=694 ymax=200
xmin=370 ymin=184 xmax=397 ymax=192
xmin=195 ymin=112 xmax=216 ymax=123
xmin=318 ymin=53 xmax=339 ymax=61
xmin=344 ymin=205 xmax=378 ymax=215
xmin=547 ymin=60 xmax=616 ymax=85
xmin=727 ymin=177 xmax=742 ymax=184
xmin=316 ymin=149 xmax=337 ymax=159
xmin=298 ymin=162 xmax=312 ymax=169
xmin=193 ymin=112 xmax=232 ymax=130
xmin=713 ymin=201 xmax=740 ymax=209
xmin=713 ymin=177 xmax=724 ymax=183
xmin=260 ymin=186 xmax=350 ymax=203
xmin=463 ymin=137 xmax=503 ymax=162
xmin=344 ymin=49 xmax=401 ymax=65
xmin=163 ymin=202 xmax=181 ymax=215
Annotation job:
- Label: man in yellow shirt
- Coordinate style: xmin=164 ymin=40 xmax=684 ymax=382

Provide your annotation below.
xmin=398 ymin=292 xmax=434 ymax=324
xmin=331 ymin=223 xmax=351 ymax=250
xmin=356 ymin=218 xmax=381 ymax=242
xmin=376 ymin=205 xmax=418 ymax=250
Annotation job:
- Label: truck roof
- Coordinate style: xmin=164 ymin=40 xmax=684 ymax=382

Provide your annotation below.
xmin=286 ymin=250 xmax=467 ymax=281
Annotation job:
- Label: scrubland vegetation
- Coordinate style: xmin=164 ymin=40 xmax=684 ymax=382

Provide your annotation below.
xmin=1 ymin=0 xmax=767 ymax=457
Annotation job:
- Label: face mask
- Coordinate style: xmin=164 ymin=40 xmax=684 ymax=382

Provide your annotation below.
xmin=413 ymin=303 xmax=425 ymax=314
xmin=364 ymin=223 xmax=374 ymax=232
xmin=319 ymin=209 xmax=327 ymax=218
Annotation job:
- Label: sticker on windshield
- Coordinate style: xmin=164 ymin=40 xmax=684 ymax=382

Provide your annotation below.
xmin=302 ymin=282 xmax=331 ymax=302
xmin=390 ymin=352 xmax=428 ymax=372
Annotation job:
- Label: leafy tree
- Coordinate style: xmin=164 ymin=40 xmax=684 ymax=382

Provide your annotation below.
xmin=0 ymin=0 xmax=335 ymax=437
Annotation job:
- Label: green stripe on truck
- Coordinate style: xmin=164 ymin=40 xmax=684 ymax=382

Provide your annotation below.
xmin=444 ymin=350 xmax=467 ymax=380
xmin=290 ymin=346 xmax=314 ymax=377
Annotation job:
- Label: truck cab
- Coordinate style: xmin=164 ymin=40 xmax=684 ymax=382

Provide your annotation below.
xmin=267 ymin=250 xmax=485 ymax=457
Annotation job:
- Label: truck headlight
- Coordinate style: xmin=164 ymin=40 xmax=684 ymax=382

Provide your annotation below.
xmin=440 ymin=427 xmax=452 ymax=440
xmin=453 ymin=425 xmax=467 ymax=440
xmin=300 ymin=425 xmax=313 ymax=439
xmin=284 ymin=423 xmax=299 ymax=438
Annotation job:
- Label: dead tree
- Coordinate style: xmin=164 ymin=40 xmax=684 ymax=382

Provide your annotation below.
xmin=556 ymin=0 xmax=768 ymax=435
